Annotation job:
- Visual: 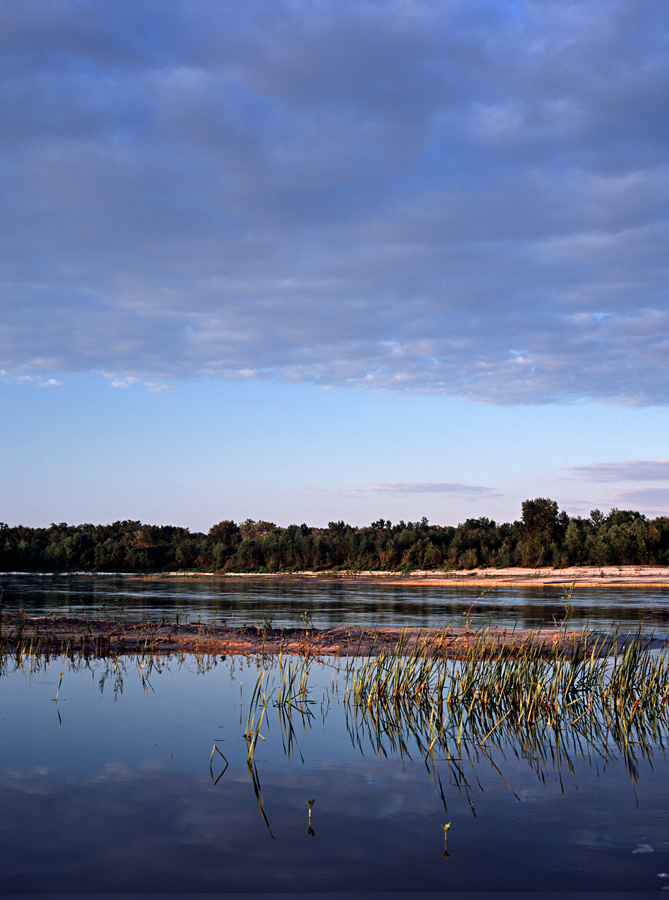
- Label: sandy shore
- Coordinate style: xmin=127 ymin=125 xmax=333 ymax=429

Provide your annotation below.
xmin=132 ymin=565 xmax=669 ymax=587
xmin=388 ymin=565 xmax=669 ymax=587
xmin=6 ymin=566 xmax=669 ymax=586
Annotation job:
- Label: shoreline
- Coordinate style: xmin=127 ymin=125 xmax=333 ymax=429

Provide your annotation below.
xmin=5 ymin=565 xmax=669 ymax=586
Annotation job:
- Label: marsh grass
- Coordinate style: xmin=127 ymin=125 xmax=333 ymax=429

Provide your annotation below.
xmin=226 ymin=630 xmax=669 ymax=827
xmin=5 ymin=624 xmax=669 ymax=837
xmin=3 ymin=606 xmax=669 ymax=789
xmin=343 ymin=625 xmax=669 ymax=801
xmin=347 ymin=626 xmax=669 ymax=730
xmin=239 ymin=656 xmax=317 ymax=837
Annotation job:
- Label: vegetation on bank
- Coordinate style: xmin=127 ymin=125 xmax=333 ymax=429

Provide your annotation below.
xmin=2 ymin=498 xmax=669 ymax=573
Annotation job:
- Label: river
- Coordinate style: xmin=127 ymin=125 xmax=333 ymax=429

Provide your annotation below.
xmin=2 ymin=572 xmax=669 ymax=634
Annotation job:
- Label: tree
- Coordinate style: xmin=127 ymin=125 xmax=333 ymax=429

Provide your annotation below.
xmin=370 ymin=519 xmax=392 ymax=532
xmin=605 ymin=508 xmax=646 ymax=527
xmin=564 ymin=520 xmax=583 ymax=564
xmin=208 ymin=520 xmax=240 ymax=546
xmin=239 ymin=520 xmax=276 ymax=541
xmin=590 ymin=509 xmax=605 ymax=527
xmin=521 ymin=498 xmax=562 ymax=539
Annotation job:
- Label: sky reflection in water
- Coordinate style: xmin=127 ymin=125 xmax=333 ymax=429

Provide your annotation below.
xmin=1 ymin=652 xmax=669 ymax=895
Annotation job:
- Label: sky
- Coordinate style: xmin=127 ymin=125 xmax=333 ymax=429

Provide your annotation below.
xmin=2 ymin=0 xmax=669 ymax=532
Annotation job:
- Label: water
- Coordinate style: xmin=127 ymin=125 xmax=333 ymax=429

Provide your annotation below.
xmin=2 ymin=572 xmax=669 ymax=633
xmin=2 ymin=575 xmax=669 ymax=895
xmin=1 ymin=653 xmax=669 ymax=895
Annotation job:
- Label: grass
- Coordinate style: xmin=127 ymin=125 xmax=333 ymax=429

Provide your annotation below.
xmin=346 ymin=626 xmax=669 ymax=731
xmin=341 ymin=625 xmax=669 ymax=800
xmin=222 ymin=629 xmax=669 ymax=826
xmin=5 ymin=623 xmax=669 ymax=834
xmin=238 ymin=655 xmax=318 ymax=836
xmin=4 ymin=606 xmax=669 ymax=781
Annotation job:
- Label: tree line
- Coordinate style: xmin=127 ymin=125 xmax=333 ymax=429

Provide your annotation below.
xmin=2 ymin=498 xmax=669 ymax=573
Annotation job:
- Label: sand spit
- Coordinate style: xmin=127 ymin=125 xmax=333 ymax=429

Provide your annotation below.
xmin=1 ymin=612 xmax=607 ymax=661
xmin=105 ymin=565 xmax=669 ymax=587
xmin=5 ymin=565 xmax=669 ymax=587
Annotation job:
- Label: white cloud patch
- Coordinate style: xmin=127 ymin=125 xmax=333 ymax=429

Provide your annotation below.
xmin=1 ymin=1 xmax=669 ymax=404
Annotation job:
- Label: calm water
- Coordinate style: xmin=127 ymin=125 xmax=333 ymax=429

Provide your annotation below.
xmin=2 ymin=575 xmax=669 ymax=896
xmin=2 ymin=573 xmax=669 ymax=634
xmin=1 ymin=652 xmax=668 ymax=895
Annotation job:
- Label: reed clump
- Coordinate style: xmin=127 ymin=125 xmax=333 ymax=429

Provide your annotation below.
xmin=339 ymin=627 xmax=669 ymax=811
xmin=346 ymin=627 xmax=669 ymax=751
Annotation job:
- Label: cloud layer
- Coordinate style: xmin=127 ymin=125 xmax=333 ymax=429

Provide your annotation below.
xmin=351 ymin=482 xmax=496 ymax=497
xmin=611 ymin=487 xmax=669 ymax=508
xmin=566 ymin=461 xmax=669 ymax=482
xmin=2 ymin=0 xmax=669 ymax=403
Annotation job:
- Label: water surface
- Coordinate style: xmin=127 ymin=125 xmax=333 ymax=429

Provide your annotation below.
xmin=1 ymin=652 xmax=669 ymax=894
xmin=3 ymin=574 xmax=669 ymax=894
xmin=2 ymin=573 xmax=669 ymax=634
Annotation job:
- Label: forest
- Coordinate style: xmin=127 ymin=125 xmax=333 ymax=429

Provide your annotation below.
xmin=2 ymin=499 xmax=669 ymax=573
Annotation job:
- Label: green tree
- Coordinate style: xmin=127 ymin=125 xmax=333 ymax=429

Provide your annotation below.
xmin=521 ymin=498 xmax=562 ymax=539
xmin=239 ymin=520 xmax=277 ymax=541
xmin=209 ymin=520 xmax=240 ymax=545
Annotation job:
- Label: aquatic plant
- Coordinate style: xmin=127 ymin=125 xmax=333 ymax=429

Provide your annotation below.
xmin=7 ymin=628 xmax=667 ymax=846
xmin=244 ymin=668 xmax=270 ymax=758
xmin=464 ymin=588 xmax=490 ymax=632
xmin=209 ymin=744 xmax=229 ymax=785
xmin=259 ymin=611 xmax=276 ymax=632
xmin=553 ymin=580 xmax=576 ymax=631
xmin=222 ymin=631 xmax=669 ymax=837
xmin=442 ymin=823 xmax=451 ymax=859
xmin=343 ymin=626 xmax=669 ymax=803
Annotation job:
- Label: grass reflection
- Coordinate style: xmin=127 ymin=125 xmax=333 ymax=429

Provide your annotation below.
xmin=4 ymin=629 xmax=669 ymax=842
xmin=345 ymin=628 xmax=669 ymax=806
xmin=211 ymin=634 xmax=669 ymax=835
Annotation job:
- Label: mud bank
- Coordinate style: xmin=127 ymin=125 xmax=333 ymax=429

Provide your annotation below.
xmin=1 ymin=612 xmax=603 ymax=660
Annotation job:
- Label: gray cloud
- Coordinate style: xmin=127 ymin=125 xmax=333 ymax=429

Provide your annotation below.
xmin=2 ymin=0 xmax=669 ymax=403
xmin=566 ymin=461 xmax=669 ymax=482
xmin=610 ymin=488 xmax=669 ymax=512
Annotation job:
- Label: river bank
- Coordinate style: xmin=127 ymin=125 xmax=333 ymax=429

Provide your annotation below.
xmin=5 ymin=564 xmax=669 ymax=585
xmin=79 ymin=564 xmax=669 ymax=586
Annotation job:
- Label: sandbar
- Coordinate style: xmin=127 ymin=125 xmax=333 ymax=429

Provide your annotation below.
xmin=1 ymin=612 xmax=610 ymax=660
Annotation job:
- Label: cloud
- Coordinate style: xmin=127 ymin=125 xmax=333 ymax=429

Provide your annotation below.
xmin=610 ymin=487 xmax=669 ymax=513
xmin=2 ymin=1 xmax=669 ymax=404
xmin=351 ymin=482 xmax=497 ymax=497
xmin=565 ymin=461 xmax=669 ymax=482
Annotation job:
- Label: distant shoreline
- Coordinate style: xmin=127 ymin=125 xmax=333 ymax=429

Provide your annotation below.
xmin=5 ymin=565 xmax=669 ymax=586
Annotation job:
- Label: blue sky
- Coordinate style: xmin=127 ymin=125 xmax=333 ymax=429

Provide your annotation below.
xmin=2 ymin=0 xmax=669 ymax=531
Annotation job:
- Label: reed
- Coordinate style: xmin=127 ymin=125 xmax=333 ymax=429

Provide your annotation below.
xmin=346 ymin=628 xmax=669 ymax=753
xmin=244 ymin=668 xmax=271 ymax=759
